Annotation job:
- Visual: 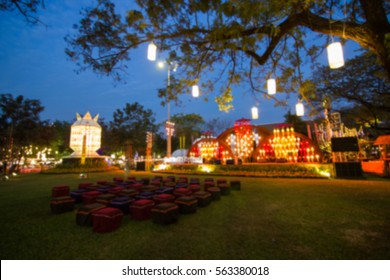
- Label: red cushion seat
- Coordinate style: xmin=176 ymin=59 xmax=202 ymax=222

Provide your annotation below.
xmin=188 ymin=184 xmax=201 ymax=193
xmin=175 ymin=195 xmax=198 ymax=214
xmin=51 ymin=185 xmax=70 ymax=197
xmin=82 ymin=191 xmax=102 ymax=205
xmin=92 ymin=207 xmax=123 ymax=233
xmin=50 ymin=196 xmax=75 ymax=214
xmin=129 ymin=199 xmax=155 ymax=220
xmin=173 ymin=188 xmax=192 ymax=197
xmin=152 ymin=202 xmax=179 ymax=225
xmin=76 ymin=203 xmax=106 ymax=226
xmin=153 ymin=193 xmax=175 ymax=204
xmin=207 ymin=187 xmax=221 ymax=201
xmin=96 ymin=193 xmax=116 ymax=205
xmin=120 ymin=189 xmax=139 ymax=198
xmin=193 ymin=191 xmax=212 ymax=207
xmin=107 ymin=186 xmax=124 ymax=195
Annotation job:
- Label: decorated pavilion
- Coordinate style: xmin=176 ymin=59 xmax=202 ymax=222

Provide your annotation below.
xmin=188 ymin=119 xmax=322 ymax=164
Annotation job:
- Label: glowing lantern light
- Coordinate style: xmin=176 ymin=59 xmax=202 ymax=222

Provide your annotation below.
xmin=296 ymin=101 xmax=304 ymax=116
xmin=70 ymin=112 xmax=102 ymax=157
xmin=251 ymin=106 xmax=259 ymax=119
xmin=147 ymin=42 xmax=157 ymax=61
xmin=192 ymin=85 xmax=199 ymax=98
xmin=327 ymin=42 xmax=344 ymax=69
xmin=267 ymin=78 xmax=276 ymax=95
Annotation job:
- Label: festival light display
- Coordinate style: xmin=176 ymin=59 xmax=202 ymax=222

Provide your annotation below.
xmin=224 ymin=119 xmax=260 ymax=162
xmin=188 ymin=121 xmax=322 ymax=164
xmin=189 ymin=131 xmax=223 ymax=162
xmin=69 ymin=112 xmax=101 ymax=157
xmin=257 ymin=127 xmax=320 ymax=162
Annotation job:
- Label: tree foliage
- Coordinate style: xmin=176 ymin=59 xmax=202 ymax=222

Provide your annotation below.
xmin=203 ymin=117 xmax=233 ymax=136
xmin=0 ymin=93 xmax=45 ymax=163
xmin=107 ymin=102 xmax=158 ymax=155
xmin=0 ymin=0 xmax=44 ymax=24
xmin=47 ymin=120 xmax=72 ymax=157
xmin=66 ymin=0 xmax=390 ymax=111
xmin=170 ymin=113 xmax=205 ymax=149
xmin=308 ymin=52 xmax=390 ymax=134
xmin=283 ymin=111 xmax=308 ymax=136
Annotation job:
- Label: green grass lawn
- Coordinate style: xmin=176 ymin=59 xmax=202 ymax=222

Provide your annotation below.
xmin=0 ymin=171 xmax=389 ymax=260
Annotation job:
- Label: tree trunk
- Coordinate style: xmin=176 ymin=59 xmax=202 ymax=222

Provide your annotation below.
xmin=359 ymin=0 xmax=390 ymax=79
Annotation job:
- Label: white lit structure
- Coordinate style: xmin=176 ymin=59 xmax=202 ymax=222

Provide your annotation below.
xmin=147 ymin=42 xmax=157 ymax=61
xmin=296 ymin=101 xmax=304 ymax=116
xmin=70 ymin=112 xmax=101 ymax=157
xmin=251 ymin=106 xmax=259 ymax=119
xmin=192 ymin=85 xmax=199 ymax=98
xmin=327 ymin=42 xmax=344 ymax=69
xmin=267 ymin=78 xmax=276 ymax=95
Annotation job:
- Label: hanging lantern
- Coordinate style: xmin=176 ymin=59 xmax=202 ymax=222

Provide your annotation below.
xmin=267 ymin=78 xmax=276 ymax=95
xmin=327 ymin=42 xmax=344 ymax=69
xmin=251 ymin=106 xmax=259 ymax=119
xmin=192 ymin=85 xmax=199 ymax=98
xmin=296 ymin=101 xmax=304 ymax=116
xmin=147 ymin=42 xmax=157 ymax=61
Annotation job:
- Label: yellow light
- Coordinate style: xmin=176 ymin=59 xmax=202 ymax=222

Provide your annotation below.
xmin=319 ymin=170 xmax=331 ymax=177
xmin=199 ymin=164 xmax=215 ymax=173
xmin=153 ymin=163 xmax=169 ymax=171
xmin=147 ymin=42 xmax=157 ymax=61
xmin=327 ymin=42 xmax=344 ymax=69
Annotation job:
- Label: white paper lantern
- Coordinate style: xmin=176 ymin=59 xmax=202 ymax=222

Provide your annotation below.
xmin=267 ymin=78 xmax=276 ymax=95
xmin=192 ymin=85 xmax=199 ymax=98
xmin=327 ymin=42 xmax=344 ymax=69
xmin=251 ymin=106 xmax=259 ymax=119
xmin=296 ymin=101 xmax=304 ymax=117
xmin=147 ymin=42 xmax=157 ymax=61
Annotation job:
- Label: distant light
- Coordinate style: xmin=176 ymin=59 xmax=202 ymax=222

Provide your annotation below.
xmin=171 ymin=61 xmax=178 ymax=72
xmin=319 ymin=170 xmax=331 ymax=177
xmin=192 ymin=85 xmax=199 ymax=98
xmin=327 ymin=42 xmax=344 ymax=69
xmin=296 ymin=101 xmax=304 ymax=116
xmin=157 ymin=61 xmax=164 ymax=68
xmin=199 ymin=164 xmax=215 ymax=173
xmin=251 ymin=106 xmax=259 ymax=119
xmin=267 ymin=78 xmax=276 ymax=95
xmin=147 ymin=42 xmax=157 ymax=61
xmin=153 ymin=163 xmax=168 ymax=171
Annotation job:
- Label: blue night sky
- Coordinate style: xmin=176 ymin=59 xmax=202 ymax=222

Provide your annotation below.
xmin=0 ymin=1 xmax=358 ymax=126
